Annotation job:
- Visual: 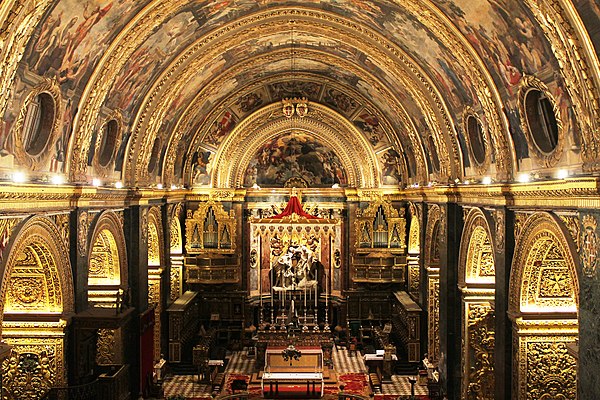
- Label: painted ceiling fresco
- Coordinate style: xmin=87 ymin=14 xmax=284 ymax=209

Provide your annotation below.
xmin=1 ymin=0 xmax=599 ymax=187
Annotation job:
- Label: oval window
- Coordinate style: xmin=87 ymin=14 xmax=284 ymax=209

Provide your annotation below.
xmin=148 ymin=138 xmax=161 ymax=174
xmin=22 ymin=92 xmax=55 ymax=156
xmin=428 ymin=135 xmax=441 ymax=172
xmin=98 ymin=119 xmax=119 ymax=167
xmin=525 ymin=89 xmax=559 ymax=154
xmin=466 ymin=115 xmax=486 ymax=165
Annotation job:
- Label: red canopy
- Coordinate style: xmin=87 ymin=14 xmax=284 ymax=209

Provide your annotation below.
xmin=271 ymin=195 xmax=317 ymax=219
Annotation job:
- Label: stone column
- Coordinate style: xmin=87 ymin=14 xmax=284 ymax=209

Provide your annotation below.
xmin=493 ymin=207 xmax=513 ymax=400
xmin=438 ymin=203 xmax=463 ymax=399
xmin=578 ymin=210 xmax=600 ymax=398
xmin=124 ymin=205 xmax=149 ymax=396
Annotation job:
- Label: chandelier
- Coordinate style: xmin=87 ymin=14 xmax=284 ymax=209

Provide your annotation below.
xmin=281 ymin=343 xmax=302 ymax=365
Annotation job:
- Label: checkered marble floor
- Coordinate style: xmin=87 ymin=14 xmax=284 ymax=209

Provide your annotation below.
xmin=163 ymin=347 xmax=429 ymax=398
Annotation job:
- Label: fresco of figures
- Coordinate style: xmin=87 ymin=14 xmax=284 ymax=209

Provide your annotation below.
xmin=243 ymin=133 xmax=347 ymax=188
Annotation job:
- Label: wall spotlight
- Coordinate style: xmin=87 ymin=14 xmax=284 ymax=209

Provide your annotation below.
xmin=517 ymin=173 xmax=531 ymax=183
xmin=114 ymin=181 xmax=123 ymax=189
xmin=252 ymin=183 xmax=261 ymax=190
xmin=12 ymin=171 xmax=27 ymax=183
xmin=481 ymin=176 xmax=492 ymax=185
xmin=156 ymin=183 xmax=163 ymax=189
xmin=556 ymin=169 xmax=569 ymax=180
xmin=92 ymin=178 xmax=102 ymax=187
xmin=50 ymin=175 xmax=64 ymax=185
xmin=170 ymin=184 xmax=177 ymax=190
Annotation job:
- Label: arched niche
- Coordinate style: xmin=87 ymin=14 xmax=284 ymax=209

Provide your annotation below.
xmin=508 ymin=212 xmax=579 ymax=400
xmin=457 ymin=208 xmax=496 ymax=400
xmin=407 ymin=202 xmax=421 ymax=299
xmin=169 ymin=203 xmax=184 ymax=301
xmin=87 ymin=211 xmax=128 ymax=307
xmin=0 ymin=215 xmax=74 ymax=397
xmin=147 ymin=207 xmax=163 ymax=268
xmin=425 ymin=204 xmax=441 ymax=364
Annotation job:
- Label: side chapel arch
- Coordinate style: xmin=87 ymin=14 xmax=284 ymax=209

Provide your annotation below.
xmin=0 ymin=215 xmax=75 ymax=397
xmin=87 ymin=211 xmax=128 ymax=306
xmin=509 ymin=212 xmax=579 ymax=400
xmin=169 ymin=203 xmax=184 ymax=301
xmin=407 ymin=202 xmax=421 ymax=299
xmin=458 ymin=208 xmax=496 ymax=400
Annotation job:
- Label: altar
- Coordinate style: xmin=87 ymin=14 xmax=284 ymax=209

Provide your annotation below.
xmin=262 ymin=347 xmax=324 ymax=398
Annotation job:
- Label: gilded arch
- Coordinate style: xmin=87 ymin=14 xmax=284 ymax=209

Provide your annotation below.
xmin=0 ymin=215 xmax=74 ymax=322
xmin=147 ymin=206 xmax=163 ymax=267
xmin=87 ymin=211 xmax=128 ymax=288
xmin=508 ymin=212 xmax=579 ymax=400
xmin=0 ymin=215 xmax=74 ymax=398
xmin=458 ymin=208 xmax=496 ymax=400
xmin=407 ymin=202 xmax=421 ymax=298
xmin=211 ymin=102 xmax=380 ymax=188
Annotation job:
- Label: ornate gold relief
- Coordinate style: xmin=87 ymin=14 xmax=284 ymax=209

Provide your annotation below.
xmin=427 ymin=274 xmax=440 ymax=363
xmin=141 ymin=208 xmax=148 ymax=246
xmin=2 ymin=334 xmax=65 ymax=400
xmin=464 ymin=303 xmax=495 ymax=400
xmin=170 ymin=203 xmax=183 ymax=254
xmin=1 ymin=216 xmax=74 ymax=317
xmin=97 ymin=328 xmax=118 ymax=365
xmin=408 ymin=203 xmax=421 ymax=254
xmin=425 ymin=204 xmax=441 ymax=266
xmin=88 ymin=211 xmax=128 ymax=288
xmin=493 ymin=209 xmax=505 ymax=253
xmin=560 ymin=214 xmax=580 ymax=253
xmin=509 ymin=212 xmax=578 ymax=315
xmin=581 ymin=214 xmax=598 ymax=277
xmin=0 ymin=217 xmax=19 ymax=261
xmin=77 ymin=211 xmax=89 ymax=257
xmin=185 ymin=201 xmax=236 ymax=254
xmin=517 ymin=75 xmax=564 ymax=167
xmin=12 ymin=77 xmax=63 ymax=170
xmin=459 ymin=209 xmax=495 ymax=286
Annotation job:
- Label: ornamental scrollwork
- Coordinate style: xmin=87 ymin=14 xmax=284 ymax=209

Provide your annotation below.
xmin=466 ymin=303 xmax=495 ymax=400
xmin=581 ymin=214 xmax=598 ymax=278
xmin=525 ymin=340 xmax=577 ymax=400
xmin=77 ymin=211 xmax=89 ymax=257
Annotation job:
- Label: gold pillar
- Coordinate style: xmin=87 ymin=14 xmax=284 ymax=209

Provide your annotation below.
xmin=427 ymin=266 xmax=440 ymax=363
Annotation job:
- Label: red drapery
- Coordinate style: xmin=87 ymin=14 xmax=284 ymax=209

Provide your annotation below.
xmin=271 ymin=195 xmax=317 ymax=219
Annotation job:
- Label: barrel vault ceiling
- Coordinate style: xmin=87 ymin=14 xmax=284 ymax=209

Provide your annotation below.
xmin=1 ymin=0 xmax=600 ymax=190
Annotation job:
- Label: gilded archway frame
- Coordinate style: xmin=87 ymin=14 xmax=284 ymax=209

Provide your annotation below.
xmin=508 ymin=211 xmax=579 ymax=399
xmin=87 ymin=211 xmax=129 ymax=288
xmin=458 ymin=208 xmax=496 ymax=400
xmin=0 ymin=215 xmax=75 ymax=394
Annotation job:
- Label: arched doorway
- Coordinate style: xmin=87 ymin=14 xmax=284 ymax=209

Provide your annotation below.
xmin=458 ymin=208 xmax=495 ymax=399
xmin=509 ymin=212 xmax=578 ymax=399
xmin=0 ymin=216 xmax=74 ymax=400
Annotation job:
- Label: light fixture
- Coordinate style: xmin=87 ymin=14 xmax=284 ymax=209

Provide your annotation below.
xmin=92 ymin=178 xmax=102 ymax=187
xmin=252 ymin=183 xmax=261 ymax=190
xmin=156 ymin=183 xmax=163 ymax=189
xmin=556 ymin=169 xmax=569 ymax=180
xmin=170 ymin=184 xmax=177 ymax=190
xmin=331 ymin=183 xmax=340 ymax=189
xmin=114 ymin=181 xmax=123 ymax=189
xmin=481 ymin=176 xmax=492 ymax=185
xmin=516 ymin=173 xmax=531 ymax=183
xmin=12 ymin=171 xmax=26 ymax=183
xmin=50 ymin=175 xmax=64 ymax=185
